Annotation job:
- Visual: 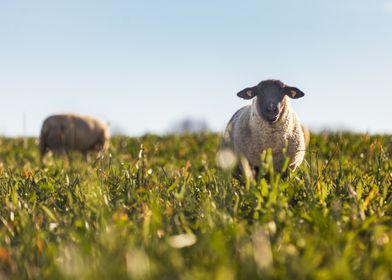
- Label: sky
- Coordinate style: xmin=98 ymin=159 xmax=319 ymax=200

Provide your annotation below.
xmin=0 ymin=0 xmax=392 ymax=136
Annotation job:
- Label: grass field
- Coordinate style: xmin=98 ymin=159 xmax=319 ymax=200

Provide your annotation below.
xmin=0 ymin=133 xmax=392 ymax=279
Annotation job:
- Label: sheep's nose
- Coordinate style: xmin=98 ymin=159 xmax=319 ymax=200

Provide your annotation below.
xmin=267 ymin=104 xmax=277 ymax=113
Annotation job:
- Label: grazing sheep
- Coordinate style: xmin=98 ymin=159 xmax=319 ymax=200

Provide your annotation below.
xmin=218 ymin=79 xmax=306 ymax=181
xmin=39 ymin=114 xmax=110 ymax=160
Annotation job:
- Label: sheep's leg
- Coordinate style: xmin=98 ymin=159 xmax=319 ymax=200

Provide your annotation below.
xmin=233 ymin=164 xmax=246 ymax=184
xmin=82 ymin=151 xmax=88 ymax=162
xmin=39 ymin=141 xmax=47 ymax=162
xmin=40 ymin=150 xmax=47 ymax=164
xmin=65 ymin=149 xmax=73 ymax=164
xmin=233 ymin=156 xmax=257 ymax=184
xmin=254 ymin=166 xmax=263 ymax=181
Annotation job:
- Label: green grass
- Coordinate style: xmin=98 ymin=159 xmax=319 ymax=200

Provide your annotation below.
xmin=0 ymin=133 xmax=392 ymax=279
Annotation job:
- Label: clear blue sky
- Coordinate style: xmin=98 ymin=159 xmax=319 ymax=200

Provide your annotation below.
xmin=1 ymin=0 xmax=391 ymax=136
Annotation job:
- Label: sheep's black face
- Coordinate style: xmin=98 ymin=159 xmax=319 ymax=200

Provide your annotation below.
xmin=256 ymin=82 xmax=286 ymax=123
xmin=237 ymin=79 xmax=305 ymax=123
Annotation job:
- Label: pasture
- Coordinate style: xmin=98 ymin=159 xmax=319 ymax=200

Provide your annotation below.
xmin=0 ymin=133 xmax=391 ymax=279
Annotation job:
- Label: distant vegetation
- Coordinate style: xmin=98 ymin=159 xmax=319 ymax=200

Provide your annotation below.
xmin=0 ymin=133 xmax=392 ymax=279
xmin=169 ymin=118 xmax=210 ymax=133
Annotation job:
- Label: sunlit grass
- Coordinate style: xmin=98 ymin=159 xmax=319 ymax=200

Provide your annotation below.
xmin=0 ymin=133 xmax=392 ymax=279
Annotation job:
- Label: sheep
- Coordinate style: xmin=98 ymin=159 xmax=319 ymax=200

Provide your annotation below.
xmin=218 ymin=79 xmax=306 ymax=181
xmin=39 ymin=114 xmax=110 ymax=161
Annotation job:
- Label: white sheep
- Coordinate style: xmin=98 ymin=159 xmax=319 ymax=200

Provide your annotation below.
xmin=218 ymin=79 xmax=306 ymax=180
xmin=39 ymin=114 xmax=110 ymax=160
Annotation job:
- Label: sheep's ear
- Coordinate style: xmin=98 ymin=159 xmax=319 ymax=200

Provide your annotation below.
xmin=237 ymin=87 xmax=257 ymax=99
xmin=284 ymin=87 xmax=305 ymax=99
